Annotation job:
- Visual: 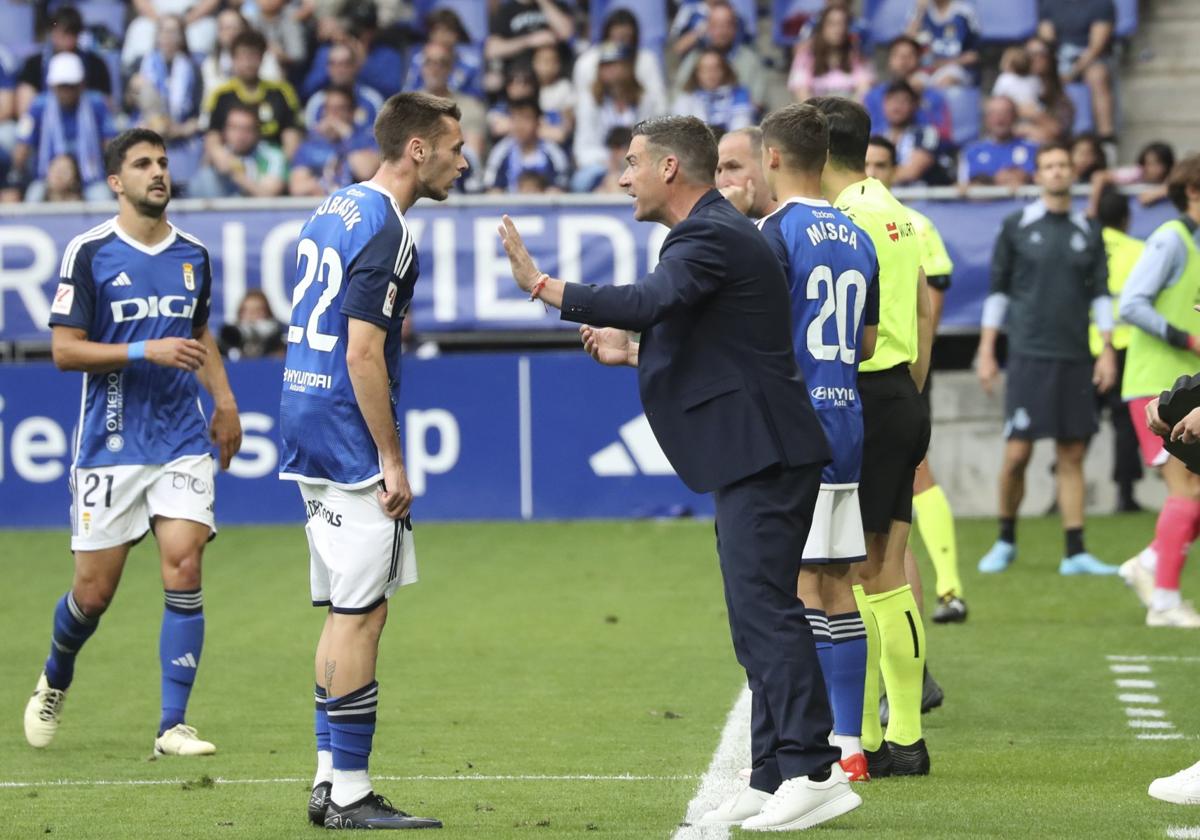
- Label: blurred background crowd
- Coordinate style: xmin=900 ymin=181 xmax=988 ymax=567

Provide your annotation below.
xmin=0 ymin=0 xmax=1172 ymax=205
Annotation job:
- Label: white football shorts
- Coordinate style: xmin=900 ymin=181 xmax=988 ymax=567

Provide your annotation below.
xmin=299 ymin=482 xmax=418 ymax=613
xmin=70 ymin=454 xmax=216 ymax=551
xmin=801 ymin=484 xmax=867 ymax=565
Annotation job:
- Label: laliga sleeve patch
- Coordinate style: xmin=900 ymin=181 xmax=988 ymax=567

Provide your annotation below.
xmin=383 ymin=281 xmax=398 ymax=317
xmin=51 ymin=283 xmax=76 ymax=316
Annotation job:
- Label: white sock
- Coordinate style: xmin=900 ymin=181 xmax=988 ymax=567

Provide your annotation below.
xmin=331 ymin=769 xmax=372 ymax=807
xmin=1151 ymin=588 xmax=1182 ymax=612
xmin=830 ymin=734 xmax=861 ymax=759
xmin=1139 ymin=547 xmax=1158 ymax=572
xmin=313 ymin=750 xmax=333 ymax=788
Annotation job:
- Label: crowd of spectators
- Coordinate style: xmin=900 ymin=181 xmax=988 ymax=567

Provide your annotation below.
xmin=0 ymin=0 xmax=1173 ymax=202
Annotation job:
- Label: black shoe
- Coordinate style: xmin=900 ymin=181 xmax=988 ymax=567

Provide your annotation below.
xmin=865 ymin=742 xmax=892 ymax=778
xmin=886 ymin=738 xmax=931 ymax=776
xmin=308 ymin=781 xmax=331 ymax=827
xmin=922 ymin=669 xmax=945 ymax=714
xmin=932 ymin=594 xmax=968 ymax=624
xmin=324 ymin=792 xmax=442 ymax=830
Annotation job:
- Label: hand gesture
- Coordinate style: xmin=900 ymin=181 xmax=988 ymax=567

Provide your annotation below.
xmin=210 ymin=402 xmax=242 ymax=471
xmin=719 ymin=179 xmax=756 ymax=216
xmin=1145 ymin=397 xmax=1170 ymax=437
xmin=1093 ymin=346 xmax=1117 ymax=394
xmin=580 ymin=325 xmax=631 ymax=366
xmin=976 ymin=351 xmax=999 ymax=394
xmin=378 ymin=459 xmax=413 ymax=520
xmin=1171 ymin=407 xmax=1200 ymax=445
xmin=497 ymin=215 xmax=540 ymax=293
xmin=146 ymin=337 xmax=207 ymax=371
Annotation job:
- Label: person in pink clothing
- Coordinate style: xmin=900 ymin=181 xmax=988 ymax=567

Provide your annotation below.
xmin=788 ymin=6 xmax=873 ymax=102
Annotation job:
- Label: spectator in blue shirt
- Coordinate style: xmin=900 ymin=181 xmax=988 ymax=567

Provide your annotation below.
xmin=865 ymin=36 xmax=952 ymax=141
xmin=303 ymin=43 xmax=384 ymax=131
xmin=1038 ymin=0 xmax=1116 ymax=141
xmin=404 ymin=9 xmax=484 ymax=99
xmin=670 ymin=0 xmax=752 ymax=57
xmin=289 ymin=86 xmax=380 ymax=197
xmin=302 ymin=4 xmax=406 ymax=100
xmin=484 ymin=98 xmax=569 ymax=193
xmin=881 ymin=80 xmax=955 ymax=186
xmin=959 ymin=96 xmax=1038 ymax=186
xmin=11 ymin=53 xmax=115 ymax=201
xmin=907 ymin=0 xmax=980 ymax=88
xmin=672 ymin=48 xmax=755 ymax=135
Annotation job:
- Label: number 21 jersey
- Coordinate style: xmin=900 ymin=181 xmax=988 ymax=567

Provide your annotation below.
xmin=279 ymin=182 xmax=417 ymax=488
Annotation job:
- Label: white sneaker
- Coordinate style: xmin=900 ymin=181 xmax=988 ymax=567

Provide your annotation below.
xmin=1147 ymin=601 xmax=1200 ymax=628
xmin=154 ymin=724 xmax=216 ymax=756
xmin=24 ymin=672 xmax=66 ymax=748
xmin=1119 ymin=557 xmax=1155 ymax=608
xmin=697 ymin=785 xmax=772 ymax=826
xmin=1149 ymin=759 xmax=1200 ymax=804
xmin=741 ymin=764 xmax=862 ymax=832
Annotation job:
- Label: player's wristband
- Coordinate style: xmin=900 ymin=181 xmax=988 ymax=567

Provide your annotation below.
xmin=529 ymin=272 xmax=549 ymax=301
xmin=127 ymin=341 xmax=147 ymax=361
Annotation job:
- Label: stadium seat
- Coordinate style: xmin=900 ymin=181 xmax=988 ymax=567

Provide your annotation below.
xmin=1115 ymin=0 xmax=1138 ymax=38
xmin=864 ymin=0 xmax=914 ymax=49
xmin=944 ymin=85 xmax=981 ymax=145
xmin=965 ymin=0 xmax=1037 ymax=42
xmin=588 ymin=0 xmax=667 ymax=51
xmin=77 ymin=0 xmax=128 ymax=40
xmin=0 ymin=2 xmax=34 ymax=58
xmin=413 ymin=0 xmax=487 ymax=43
xmin=1066 ymin=82 xmax=1095 ymax=134
xmin=772 ymin=0 xmax=827 ymax=46
xmin=725 ymin=0 xmax=759 ymax=37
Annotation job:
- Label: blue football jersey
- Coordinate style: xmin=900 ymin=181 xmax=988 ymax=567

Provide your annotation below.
xmin=278 ymin=182 xmax=417 ymax=488
xmin=48 ymin=219 xmax=213 ymax=469
xmin=759 ymin=198 xmax=880 ymax=485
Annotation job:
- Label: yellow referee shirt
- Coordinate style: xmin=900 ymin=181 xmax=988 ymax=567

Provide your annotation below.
xmin=835 ymin=177 xmax=923 ymax=373
xmin=910 ymin=208 xmax=954 ymax=279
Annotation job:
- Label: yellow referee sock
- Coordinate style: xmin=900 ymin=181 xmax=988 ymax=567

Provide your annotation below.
xmin=913 ymin=484 xmax=962 ymax=598
xmin=853 ymin=584 xmax=883 ymax=752
xmin=869 ymin=584 xmax=926 ymax=747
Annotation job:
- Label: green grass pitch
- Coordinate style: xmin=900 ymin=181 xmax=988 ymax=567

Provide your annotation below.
xmin=1 ymin=514 xmax=1198 ymax=839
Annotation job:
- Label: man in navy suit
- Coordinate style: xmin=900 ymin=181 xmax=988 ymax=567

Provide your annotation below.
xmin=498 ymin=116 xmax=862 ymax=832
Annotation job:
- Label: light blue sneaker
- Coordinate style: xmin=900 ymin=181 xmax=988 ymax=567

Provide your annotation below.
xmin=978 ymin=541 xmax=1016 ymax=573
xmin=1059 ymin=552 xmax=1120 ymax=576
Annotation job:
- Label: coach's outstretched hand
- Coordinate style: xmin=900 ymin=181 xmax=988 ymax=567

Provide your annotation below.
xmin=497 ymin=215 xmax=538 ymax=293
xmin=147 ymin=337 xmax=207 ymax=371
xmin=379 ymin=459 xmax=413 ymax=520
xmin=580 ymin=325 xmax=637 ymax=367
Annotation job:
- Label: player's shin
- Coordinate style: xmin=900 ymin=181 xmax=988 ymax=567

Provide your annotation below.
xmin=870 ymin=584 xmax=925 ymax=747
xmin=852 ymin=584 xmax=883 ymax=752
xmin=327 ymin=681 xmax=379 ymax=807
xmin=315 ymin=684 xmax=333 ymax=786
xmin=159 ymin=589 xmax=204 ymax=734
xmin=44 ymin=592 xmax=100 ymax=690
xmin=828 ymin=609 xmax=867 ymax=758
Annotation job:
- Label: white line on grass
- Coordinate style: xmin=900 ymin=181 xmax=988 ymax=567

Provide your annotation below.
xmin=672 ymin=685 xmax=753 ymax=840
xmin=1138 ymin=734 xmax=1187 ymax=741
xmin=1166 ymin=827 xmax=1200 ymax=839
xmin=1109 ymin=655 xmax=1200 ymax=664
xmin=1116 ymin=679 xmax=1157 ymax=689
xmin=1119 ymin=694 xmax=1161 ymax=703
xmin=0 ymin=774 xmax=700 ymax=790
xmin=1129 ymin=720 xmax=1176 ymax=730
xmin=1126 ymin=708 xmax=1168 ymax=718
xmin=1111 ymin=664 xmax=1152 ymax=673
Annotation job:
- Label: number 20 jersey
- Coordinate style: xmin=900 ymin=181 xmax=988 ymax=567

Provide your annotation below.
xmin=759 ymin=198 xmax=879 ymax=485
xmin=278 ymin=182 xmax=418 ymax=488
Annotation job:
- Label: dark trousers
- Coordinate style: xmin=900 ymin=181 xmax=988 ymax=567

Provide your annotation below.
xmin=713 ymin=463 xmax=840 ymax=792
xmin=1097 ymin=350 xmax=1143 ymax=489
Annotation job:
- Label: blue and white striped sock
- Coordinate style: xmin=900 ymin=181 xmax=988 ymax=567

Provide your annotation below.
xmin=328 ymin=681 xmax=378 ymax=807
xmin=159 ymin=589 xmax=204 ymax=735
xmin=44 ymin=592 xmax=99 ymax=690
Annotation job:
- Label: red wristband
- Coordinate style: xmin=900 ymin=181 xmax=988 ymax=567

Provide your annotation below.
xmin=529 ymin=272 xmax=549 ymax=301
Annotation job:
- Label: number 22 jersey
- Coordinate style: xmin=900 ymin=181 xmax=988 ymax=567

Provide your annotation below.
xmin=759 ymin=197 xmax=880 ymax=485
xmin=278 ymin=182 xmax=418 ymax=488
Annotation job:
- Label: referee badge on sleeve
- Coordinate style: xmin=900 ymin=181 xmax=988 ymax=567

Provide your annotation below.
xmin=182 ymin=263 xmax=195 ymax=291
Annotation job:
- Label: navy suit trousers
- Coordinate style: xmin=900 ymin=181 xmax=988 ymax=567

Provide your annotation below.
xmin=714 ymin=463 xmax=840 ymax=791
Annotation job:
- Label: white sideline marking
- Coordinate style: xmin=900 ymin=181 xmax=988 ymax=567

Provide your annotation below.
xmin=1119 ymin=694 xmax=1161 ymax=704
xmin=1126 ymin=707 xmax=1168 ymax=718
xmin=1166 ymin=827 xmax=1200 ymax=839
xmin=672 ymin=685 xmax=753 ymax=840
xmin=1129 ymin=720 xmax=1175 ymax=730
xmin=1111 ymin=664 xmax=1152 ymax=673
xmin=1117 ymin=679 xmax=1156 ymax=688
xmin=1108 ymin=655 xmax=1149 ymax=661
xmin=1138 ymin=734 xmax=1187 ymax=741
xmin=0 ymin=774 xmax=698 ymax=790
xmin=1109 ymin=655 xmax=1200 ymax=664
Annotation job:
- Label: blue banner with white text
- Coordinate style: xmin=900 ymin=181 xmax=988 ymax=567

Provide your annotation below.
xmin=0 ymin=197 xmax=1176 ymax=343
xmin=0 ymin=354 xmax=713 ymax=528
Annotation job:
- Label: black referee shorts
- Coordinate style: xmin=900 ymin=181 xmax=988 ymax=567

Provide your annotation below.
xmin=859 ymin=364 xmax=931 ymax=534
xmin=1004 ymin=353 xmax=1098 ymax=442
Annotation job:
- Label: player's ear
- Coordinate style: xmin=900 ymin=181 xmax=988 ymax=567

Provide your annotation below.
xmin=661 ymin=154 xmax=678 ymax=184
xmin=106 ymin=172 xmax=122 ymax=196
xmin=407 ymin=135 xmax=426 ymax=165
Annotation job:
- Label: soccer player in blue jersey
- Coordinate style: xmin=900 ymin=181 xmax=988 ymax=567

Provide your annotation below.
xmin=25 ymin=128 xmax=242 ymax=756
xmin=279 ymin=92 xmax=467 ymax=830
xmin=757 ymin=103 xmax=880 ymax=783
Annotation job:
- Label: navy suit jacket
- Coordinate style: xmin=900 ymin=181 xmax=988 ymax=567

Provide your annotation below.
xmin=560 ymin=189 xmax=831 ymax=493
